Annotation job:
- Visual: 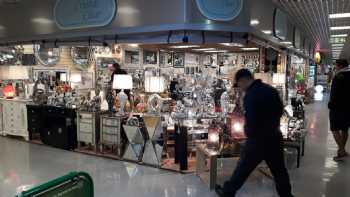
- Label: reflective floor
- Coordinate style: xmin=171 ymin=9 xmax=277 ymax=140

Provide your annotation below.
xmin=1 ymin=101 xmax=350 ymax=197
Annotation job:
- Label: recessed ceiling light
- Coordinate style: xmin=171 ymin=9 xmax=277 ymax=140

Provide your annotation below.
xmin=250 ymin=19 xmax=260 ymax=26
xmin=241 ymin=48 xmax=259 ymax=51
xmin=192 ymin=48 xmax=216 ymax=51
xmin=262 ymin=30 xmax=272 ymax=35
xmin=170 ymin=45 xmax=199 ymax=49
xmin=331 ymin=34 xmax=348 ymax=37
xmin=220 ymin=43 xmax=244 ymax=47
xmin=281 ymin=41 xmax=293 ymax=45
xmin=331 ymin=26 xmax=350 ymax=30
xmin=329 ymin=13 xmax=350 ymax=19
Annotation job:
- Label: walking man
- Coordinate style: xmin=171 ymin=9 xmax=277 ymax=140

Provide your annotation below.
xmin=329 ymin=59 xmax=350 ymax=161
xmin=216 ymin=69 xmax=294 ymax=197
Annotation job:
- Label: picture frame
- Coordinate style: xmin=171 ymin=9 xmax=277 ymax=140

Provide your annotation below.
xmin=125 ymin=50 xmax=140 ymax=65
xmin=173 ymin=52 xmax=185 ymax=68
xmin=143 ymin=50 xmax=158 ymax=65
xmin=160 ymin=51 xmax=173 ymax=67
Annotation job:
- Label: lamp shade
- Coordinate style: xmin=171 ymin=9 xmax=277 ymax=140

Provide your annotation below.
xmin=145 ymin=76 xmax=165 ymax=93
xmin=113 ymin=74 xmax=133 ymax=90
xmin=70 ymin=73 xmax=82 ymax=83
xmin=273 ymin=73 xmax=286 ymax=84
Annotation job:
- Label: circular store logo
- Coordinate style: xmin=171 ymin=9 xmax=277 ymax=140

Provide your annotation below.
xmin=196 ymin=0 xmax=243 ymax=21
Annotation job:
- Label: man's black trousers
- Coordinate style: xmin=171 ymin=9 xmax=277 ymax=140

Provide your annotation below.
xmin=223 ymin=138 xmax=294 ymax=197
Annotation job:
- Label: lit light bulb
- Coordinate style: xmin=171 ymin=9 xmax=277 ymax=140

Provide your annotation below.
xmin=208 ymin=132 xmax=219 ymax=143
xmin=48 ymin=51 xmax=53 ymax=56
xmin=233 ymin=122 xmax=243 ymax=132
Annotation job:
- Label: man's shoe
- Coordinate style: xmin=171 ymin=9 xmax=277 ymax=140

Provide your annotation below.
xmin=333 ymin=153 xmax=347 ymax=162
xmin=215 ymin=185 xmax=225 ymax=197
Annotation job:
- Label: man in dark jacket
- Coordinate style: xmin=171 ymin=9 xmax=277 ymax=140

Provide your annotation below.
xmin=216 ymin=69 xmax=293 ymax=197
xmin=329 ymin=59 xmax=350 ymax=161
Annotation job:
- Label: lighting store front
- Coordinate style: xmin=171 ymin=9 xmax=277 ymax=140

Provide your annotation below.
xmin=0 ymin=0 xmax=311 ymax=178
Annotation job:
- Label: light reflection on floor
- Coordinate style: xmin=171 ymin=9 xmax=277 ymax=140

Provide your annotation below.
xmin=0 ymin=101 xmax=349 ymax=197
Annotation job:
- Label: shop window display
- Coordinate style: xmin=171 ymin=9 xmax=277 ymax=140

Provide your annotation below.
xmin=0 ymin=42 xmax=300 ymax=173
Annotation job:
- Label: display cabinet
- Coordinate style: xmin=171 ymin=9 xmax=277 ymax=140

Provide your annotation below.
xmin=40 ymin=106 xmax=77 ymax=150
xmin=77 ymin=111 xmax=100 ymax=151
xmin=0 ymin=98 xmax=29 ymax=140
xmin=27 ymin=105 xmax=43 ymax=141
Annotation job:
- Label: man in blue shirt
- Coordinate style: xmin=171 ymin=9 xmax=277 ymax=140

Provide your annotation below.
xmin=216 ymin=69 xmax=293 ymax=197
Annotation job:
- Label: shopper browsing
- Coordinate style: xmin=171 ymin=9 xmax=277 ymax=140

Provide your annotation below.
xmin=329 ymin=59 xmax=350 ymax=161
xmin=215 ymin=69 xmax=294 ymax=197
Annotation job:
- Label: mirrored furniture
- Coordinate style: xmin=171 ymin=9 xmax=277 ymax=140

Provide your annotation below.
xmin=77 ymin=111 xmax=100 ymax=152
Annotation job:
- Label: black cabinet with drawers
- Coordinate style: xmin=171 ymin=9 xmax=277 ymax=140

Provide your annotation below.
xmin=27 ymin=105 xmax=77 ymax=150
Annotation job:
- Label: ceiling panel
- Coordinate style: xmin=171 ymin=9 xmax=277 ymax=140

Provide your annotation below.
xmin=277 ymin=0 xmax=350 ymax=62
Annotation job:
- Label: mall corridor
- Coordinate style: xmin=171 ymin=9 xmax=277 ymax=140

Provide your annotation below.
xmin=0 ymin=100 xmax=349 ymax=197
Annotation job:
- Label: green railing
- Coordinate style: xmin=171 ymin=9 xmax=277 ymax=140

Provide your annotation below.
xmin=17 ymin=172 xmax=93 ymax=197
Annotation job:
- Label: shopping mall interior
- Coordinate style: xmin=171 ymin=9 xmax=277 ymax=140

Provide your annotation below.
xmin=0 ymin=0 xmax=349 ymax=196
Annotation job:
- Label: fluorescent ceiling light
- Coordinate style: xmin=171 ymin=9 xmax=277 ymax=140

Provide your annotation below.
xmin=262 ymin=30 xmax=272 ymax=35
xmin=332 ymin=44 xmax=344 ymax=47
xmin=250 ymin=19 xmax=260 ymax=26
xmin=220 ymin=43 xmax=244 ymax=47
xmin=329 ymin=13 xmax=350 ymax=19
xmin=241 ymin=48 xmax=259 ymax=51
xmin=192 ymin=48 xmax=216 ymax=51
xmin=331 ymin=26 xmax=350 ymax=30
xmin=204 ymin=50 xmax=228 ymax=53
xmin=128 ymin=44 xmax=139 ymax=47
xmin=31 ymin=17 xmax=53 ymax=24
xmin=118 ymin=6 xmax=140 ymax=14
xmin=170 ymin=45 xmax=199 ymax=49
xmin=331 ymin=34 xmax=348 ymax=37
xmin=281 ymin=41 xmax=293 ymax=45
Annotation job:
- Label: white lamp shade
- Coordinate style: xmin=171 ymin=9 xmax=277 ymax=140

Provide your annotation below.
xmin=273 ymin=73 xmax=286 ymax=84
xmin=60 ymin=73 xmax=67 ymax=81
xmin=70 ymin=73 xmax=82 ymax=83
xmin=145 ymin=76 xmax=165 ymax=93
xmin=113 ymin=74 xmax=133 ymax=89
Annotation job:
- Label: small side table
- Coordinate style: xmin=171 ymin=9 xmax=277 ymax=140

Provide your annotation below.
xmin=100 ymin=115 xmax=125 ymax=157
xmin=196 ymin=144 xmax=218 ymax=190
xmin=77 ymin=111 xmax=100 ymax=152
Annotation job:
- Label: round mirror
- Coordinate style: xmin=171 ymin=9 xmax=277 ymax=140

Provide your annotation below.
xmin=71 ymin=46 xmax=91 ymax=70
xmin=34 ymin=45 xmax=60 ymax=66
xmin=0 ymin=46 xmax=22 ymax=65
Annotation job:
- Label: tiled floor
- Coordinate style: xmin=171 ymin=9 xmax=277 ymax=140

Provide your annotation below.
xmin=1 ymin=101 xmax=350 ymax=197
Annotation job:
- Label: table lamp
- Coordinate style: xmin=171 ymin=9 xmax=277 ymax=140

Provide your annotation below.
xmin=273 ymin=73 xmax=286 ymax=84
xmin=144 ymin=76 xmax=165 ymax=114
xmin=113 ymin=74 xmax=133 ymax=115
xmin=3 ymin=84 xmax=16 ymax=99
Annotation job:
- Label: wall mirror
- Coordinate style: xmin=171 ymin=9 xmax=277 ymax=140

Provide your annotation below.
xmin=71 ymin=46 xmax=91 ymax=70
xmin=34 ymin=44 xmax=60 ymax=66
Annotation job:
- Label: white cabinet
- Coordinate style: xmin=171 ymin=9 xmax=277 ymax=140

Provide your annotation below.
xmin=0 ymin=99 xmax=29 ymax=140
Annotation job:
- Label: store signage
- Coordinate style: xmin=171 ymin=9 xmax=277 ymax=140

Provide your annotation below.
xmin=54 ymin=0 xmax=117 ymax=30
xmin=196 ymin=0 xmax=243 ymax=21
xmin=274 ymin=9 xmax=287 ymax=40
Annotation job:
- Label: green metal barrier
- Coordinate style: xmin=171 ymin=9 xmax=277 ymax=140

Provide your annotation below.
xmin=17 ymin=172 xmax=94 ymax=197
